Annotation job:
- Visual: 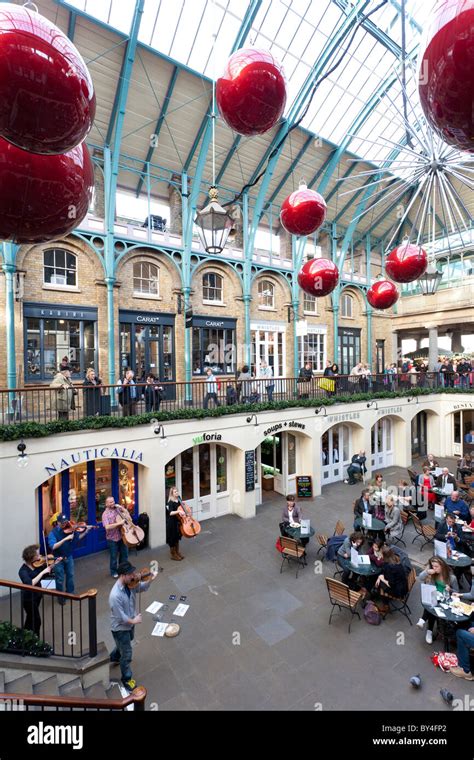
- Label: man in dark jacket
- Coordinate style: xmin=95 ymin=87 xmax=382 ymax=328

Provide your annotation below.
xmin=435 ymin=468 xmax=456 ymax=492
xmin=353 ymin=489 xmax=374 ymax=527
xmin=298 ymin=362 xmax=313 ymax=399
xmin=344 ymin=450 xmax=367 ymax=485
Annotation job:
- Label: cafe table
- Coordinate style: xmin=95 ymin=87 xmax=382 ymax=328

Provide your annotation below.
xmin=337 ymin=556 xmax=381 ymax=578
xmin=354 ymin=516 xmax=386 ymax=538
xmin=285 ymin=523 xmax=316 ymax=543
xmin=421 ymin=596 xmax=473 ymax=651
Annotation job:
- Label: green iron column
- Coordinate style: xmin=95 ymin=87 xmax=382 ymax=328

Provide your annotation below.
xmin=291 ymin=235 xmax=307 ymax=377
xmin=330 ymin=225 xmax=340 ymax=367
xmin=366 ymin=234 xmax=373 ymax=368
xmin=2 ymin=244 xmax=18 ymax=390
xmin=242 ymin=193 xmax=252 ymax=367
xmin=181 ymin=172 xmax=192 ymax=399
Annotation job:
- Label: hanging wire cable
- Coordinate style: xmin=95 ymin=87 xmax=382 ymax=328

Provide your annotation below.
xmin=223 ymin=0 xmax=389 ymax=207
xmin=400 ymin=0 xmax=414 ymax=149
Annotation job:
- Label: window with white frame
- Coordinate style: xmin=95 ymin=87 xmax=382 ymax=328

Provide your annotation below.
xmin=258 ymin=279 xmax=275 ymax=309
xmin=43 ymin=249 xmax=77 ymax=287
xmin=300 ymin=331 xmax=326 ymax=372
xmin=303 ymin=293 xmax=317 ymax=314
xmin=202 ymin=272 xmax=223 ymax=303
xmin=340 ymin=292 xmax=354 ymax=318
xmin=133 ymin=261 xmax=159 ymax=296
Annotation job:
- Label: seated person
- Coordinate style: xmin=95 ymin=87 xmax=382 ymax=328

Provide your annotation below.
xmin=416 ymin=556 xmax=459 ymax=644
xmin=397 ymin=480 xmax=414 ymax=510
xmin=457 ymin=454 xmax=472 ymax=484
xmin=368 ymin=536 xmax=385 ymax=567
xmin=435 ymin=513 xmax=463 ymax=547
xmin=353 ymin=489 xmax=374 ymax=526
xmin=444 ymin=491 xmax=470 ymax=522
xmin=435 ymin=467 xmax=456 ymax=492
xmin=281 ymin=494 xmax=302 ymax=524
xmin=416 ymin=466 xmax=436 ymax=513
xmin=369 ymin=473 xmax=388 ymax=512
xmin=384 ymin=496 xmax=403 ymax=544
xmin=337 ymin=532 xmax=365 ymax=587
xmin=374 ymin=547 xmax=408 ymax=599
xmin=422 ymin=454 xmax=439 ymax=471
xmin=344 ymin=450 xmax=367 ymax=485
xmin=450 ymin=627 xmax=474 ymax=681
xmin=469 ymin=505 xmax=474 ymax=529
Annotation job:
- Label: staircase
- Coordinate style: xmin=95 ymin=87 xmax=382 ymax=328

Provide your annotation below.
xmin=0 ymin=669 xmax=145 ymax=710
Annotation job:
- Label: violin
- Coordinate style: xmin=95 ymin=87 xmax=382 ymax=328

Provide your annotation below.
xmin=32 ymin=555 xmax=63 ymax=569
xmin=126 ymin=566 xmax=159 ymax=589
xmin=62 ymin=521 xmax=99 ymax=534
xmin=177 ymin=499 xmax=201 ymax=538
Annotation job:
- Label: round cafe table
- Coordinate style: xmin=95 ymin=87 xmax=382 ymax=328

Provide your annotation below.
xmin=337 ymin=556 xmax=381 ymax=578
xmin=354 ymin=516 xmax=386 ymax=537
xmin=422 ymin=597 xmax=473 ymax=652
xmin=285 ymin=524 xmax=315 ymax=542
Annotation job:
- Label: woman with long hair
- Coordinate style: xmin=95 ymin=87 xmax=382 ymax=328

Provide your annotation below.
xmin=416 ymin=556 xmax=458 ymax=644
xmin=166 ymin=486 xmax=184 ymax=561
xmin=374 ymin=547 xmax=408 ymax=599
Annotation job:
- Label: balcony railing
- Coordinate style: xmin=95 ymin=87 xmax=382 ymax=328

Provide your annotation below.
xmin=0 ymin=372 xmax=471 ymax=427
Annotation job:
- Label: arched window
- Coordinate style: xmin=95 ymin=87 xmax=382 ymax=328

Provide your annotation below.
xmin=340 ymin=292 xmax=353 ymax=318
xmin=133 ymin=261 xmax=159 ymax=296
xmin=43 ymin=248 xmax=77 ymax=287
xmin=202 ymin=272 xmax=223 ymax=303
xmin=258 ymin=279 xmax=275 ymax=309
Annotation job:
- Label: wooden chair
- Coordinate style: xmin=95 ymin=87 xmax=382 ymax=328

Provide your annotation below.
xmin=390 ymin=510 xmax=410 ymax=548
xmin=334 ymin=520 xmax=345 ymax=536
xmin=279 ymin=536 xmax=307 ymax=578
xmin=411 ymin=515 xmax=436 ymax=551
xmin=378 ymin=569 xmax=417 ymax=624
xmin=316 ymin=534 xmax=329 ymax=558
xmin=407 ymin=467 xmax=418 ymax=486
xmin=325 ymin=577 xmax=364 ymax=633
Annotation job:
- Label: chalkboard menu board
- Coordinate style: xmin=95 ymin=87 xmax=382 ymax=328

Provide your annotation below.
xmin=296 ymin=475 xmax=312 ymax=498
xmin=245 ymin=450 xmax=255 ymax=492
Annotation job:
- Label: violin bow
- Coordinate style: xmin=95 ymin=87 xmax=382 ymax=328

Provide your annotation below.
xmin=42 ymin=529 xmax=52 ymax=573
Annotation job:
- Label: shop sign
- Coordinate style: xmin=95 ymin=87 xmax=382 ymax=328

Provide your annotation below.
xmin=453 ymin=403 xmax=474 ymax=410
xmin=326 ymin=412 xmax=360 ymax=424
xmin=192 ymin=433 xmax=223 ymax=445
xmin=377 ymin=406 xmax=403 ymax=417
xmin=245 ymin=450 xmax=255 ymax=492
xmin=45 ymin=447 xmax=143 ymax=476
xmin=263 ymin=420 xmax=306 ymax=436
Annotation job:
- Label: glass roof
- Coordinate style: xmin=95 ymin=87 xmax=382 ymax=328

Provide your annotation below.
xmin=70 ymin=0 xmax=433 ymax=165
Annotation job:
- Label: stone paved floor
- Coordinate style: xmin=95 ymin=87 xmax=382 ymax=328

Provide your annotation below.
xmin=75 ymin=456 xmax=474 ymax=711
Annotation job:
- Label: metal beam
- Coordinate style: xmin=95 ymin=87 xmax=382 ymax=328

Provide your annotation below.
xmin=263 ymin=134 xmax=313 ymax=211
xmin=183 ymin=0 xmax=261 ymax=173
xmin=333 ymin=0 xmax=403 ymax=57
xmin=67 ymin=9 xmax=76 ymax=41
xmin=135 ymin=65 xmax=179 ymax=196
xmin=105 ymin=48 xmax=128 ymax=147
xmin=335 ymin=175 xmax=400 ymax=224
xmin=324 ymin=161 xmax=360 ymax=205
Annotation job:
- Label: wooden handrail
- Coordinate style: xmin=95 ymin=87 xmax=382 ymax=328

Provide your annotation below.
xmin=0 ymin=686 xmax=146 ymax=710
xmin=0 ymin=578 xmax=97 ymax=601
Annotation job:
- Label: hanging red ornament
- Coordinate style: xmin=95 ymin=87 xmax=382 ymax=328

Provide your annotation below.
xmin=385 ymin=243 xmax=428 ymax=283
xmin=280 ymin=182 xmax=327 ymax=236
xmin=367 ymin=280 xmax=399 ymax=310
xmin=297 ymin=258 xmax=339 ymax=298
xmin=216 ymin=48 xmax=286 ymax=136
xmin=0 ymin=3 xmax=96 ymax=154
xmin=418 ymin=0 xmax=474 ymax=152
xmin=0 ymin=138 xmax=94 ymax=243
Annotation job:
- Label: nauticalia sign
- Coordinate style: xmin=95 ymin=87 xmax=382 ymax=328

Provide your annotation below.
xmin=45 ymin=447 xmax=144 ymax=476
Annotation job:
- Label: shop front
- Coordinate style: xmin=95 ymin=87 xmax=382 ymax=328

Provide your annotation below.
xmin=250 ymin=320 xmax=287 ymax=378
xmin=164 ymin=439 xmax=231 ymax=521
xmin=38 ymin=454 xmax=140 ymax=558
xmin=119 ymin=309 xmax=175 ymax=387
xmin=24 ymin=302 xmax=98 ymax=382
xmin=192 ymin=316 xmax=237 ymax=375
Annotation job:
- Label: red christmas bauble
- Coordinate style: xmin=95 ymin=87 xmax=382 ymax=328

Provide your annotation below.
xmin=418 ymin=0 xmax=474 ymax=152
xmin=385 ymin=243 xmax=428 ymax=283
xmin=280 ymin=182 xmax=327 ymax=236
xmin=297 ymin=258 xmax=339 ymax=298
xmin=367 ymin=280 xmax=399 ymax=310
xmin=0 ymin=137 xmax=94 ymax=243
xmin=0 ymin=3 xmax=95 ymax=154
xmin=216 ymin=48 xmax=286 ymax=136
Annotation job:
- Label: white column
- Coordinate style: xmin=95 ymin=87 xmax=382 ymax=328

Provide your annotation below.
xmin=428 ymin=327 xmax=438 ymax=371
xmin=232 ymin=448 xmax=256 ymax=519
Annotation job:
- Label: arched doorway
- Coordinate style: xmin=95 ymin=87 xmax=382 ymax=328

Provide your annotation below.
xmin=371 ymin=417 xmax=394 ymax=469
xmin=257 ymin=430 xmax=299 ymax=497
xmin=38 ymin=457 xmax=140 ymax=558
xmin=411 ymin=411 xmax=428 ymax=458
xmin=322 ymin=424 xmax=352 ymax=484
xmin=164 ymin=442 xmax=231 ymax=521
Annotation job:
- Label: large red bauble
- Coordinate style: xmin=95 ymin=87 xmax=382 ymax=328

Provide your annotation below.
xmin=367 ymin=280 xmax=399 ymax=310
xmin=297 ymin=258 xmax=339 ymax=298
xmin=385 ymin=243 xmax=428 ymax=283
xmin=418 ymin=0 xmax=474 ymax=152
xmin=280 ymin=182 xmax=327 ymax=236
xmin=216 ymin=48 xmax=286 ymax=136
xmin=0 ymin=137 xmax=94 ymax=243
xmin=0 ymin=3 xmax=95 ymax=154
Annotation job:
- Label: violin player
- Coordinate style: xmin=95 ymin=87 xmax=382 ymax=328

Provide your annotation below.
xmin=109 ymin=561 xmax=158 ymax=693
xmin=102 ymin=496 xmax=129 ymax=578
xmin=48 ymin=513 xmax=93 ymax=603
xmin=18 ymin=545 xmax=59 ymax=636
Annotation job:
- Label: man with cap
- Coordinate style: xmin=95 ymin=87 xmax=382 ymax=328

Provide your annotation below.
xmin=48 ymin=514 xmax=92 ymax=603
xmin=109 ymin=561 xmax=158 ymax=692
xmin=50 ymin=364 xmax=77 ymax=420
